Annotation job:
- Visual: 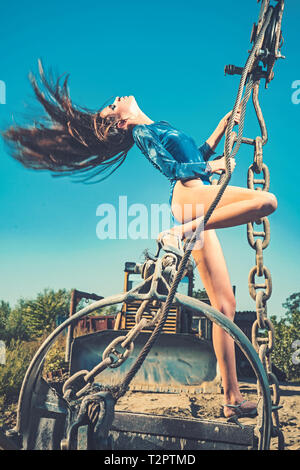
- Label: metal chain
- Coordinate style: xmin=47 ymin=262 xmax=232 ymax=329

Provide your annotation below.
xmin=246 ymin=78 xmax=284 ymax=449
xmin=62 ymin=271 xmax=165 ymax=400
xmin=223 ymin=1 xmax=285 ymax=448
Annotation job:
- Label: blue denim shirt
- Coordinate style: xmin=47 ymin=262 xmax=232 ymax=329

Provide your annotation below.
xmin=132 ymin=121 xmax=215 ymax=218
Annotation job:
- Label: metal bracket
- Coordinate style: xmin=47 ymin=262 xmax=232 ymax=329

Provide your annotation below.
xmin=61 ymin=391 xmax=115 ymax=450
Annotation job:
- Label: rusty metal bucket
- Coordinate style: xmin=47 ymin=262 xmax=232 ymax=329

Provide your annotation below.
xmin=69 ymin=330 xmax=221 ymax=393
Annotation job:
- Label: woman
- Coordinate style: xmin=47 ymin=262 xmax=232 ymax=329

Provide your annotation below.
xmin=2 ymin=63 xmax=277 ymax=422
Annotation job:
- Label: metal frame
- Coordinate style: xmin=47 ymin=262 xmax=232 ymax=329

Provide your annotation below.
xmin=15 ymin=272 xmax=272 ymax=449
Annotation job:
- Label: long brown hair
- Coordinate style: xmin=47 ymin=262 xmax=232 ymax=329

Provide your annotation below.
xmin=2 ymin=60 xmax=134 ymax=183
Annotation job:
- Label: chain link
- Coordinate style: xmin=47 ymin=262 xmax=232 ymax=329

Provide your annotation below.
xmin=63 ymin=291 xmax=166 ymax=399
xmin=247 ymin=77 xmax=284 ymax=449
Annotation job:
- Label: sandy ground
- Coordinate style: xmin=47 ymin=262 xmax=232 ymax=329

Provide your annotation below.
xmin=1 ymin=380 xmax=299 ymax=450
xmin=115 ymin=380 xmax=300 ymax=451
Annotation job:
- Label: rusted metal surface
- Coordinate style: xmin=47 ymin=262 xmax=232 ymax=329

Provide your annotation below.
xmin=12 ymin=286 xmax=272 ymax=450
xmin=65 ymin=289 xmax=105 ymax=362
xmin=0 ymin=429 xmax=20 ymax=450
xmin=2 ymin=376 xmax=257 ymax=451
xmin=16 ymin=291 xmax=127 ymax=437
xmin=110 ymin=411 xmax=257 ymax=450
xmin=69 ymin=330 xmax=220 ymax=394
xmin=12 ymin=214 xmax=273 ymax=449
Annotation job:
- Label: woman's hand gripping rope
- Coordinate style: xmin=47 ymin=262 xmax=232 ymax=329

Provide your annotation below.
xmin=208 ymin=104 xmax=241 ymax=175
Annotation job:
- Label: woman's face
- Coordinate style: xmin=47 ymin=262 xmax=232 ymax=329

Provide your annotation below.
xmin=99 ymin=95 xmax=140 ymax=128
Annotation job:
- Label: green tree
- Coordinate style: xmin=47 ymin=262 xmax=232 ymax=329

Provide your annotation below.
xmin=98 ymin=305 xmax=118 ymax=315
xmin=271 ymin=292 xmax=300 ymax=381
xmin=0 ymin=301 xmax=11 ymax=341
xmin=192 ymin=288 xmax=209 ymax=301
xmin=11 ymin=289 xmax=71 ymax=340
xmin=0 ymin=339 xmax=39 ymax=408
xmin=85 ymin=303 xmax=119 ymax=317
xmin=5 ymin=301 xmax=31 ymax=343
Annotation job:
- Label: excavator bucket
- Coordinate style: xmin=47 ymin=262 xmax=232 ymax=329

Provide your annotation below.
xmin=69 ymin=317 xmax=221 ymax=394
xmin=67 ymin=261 xmax=222 ymax=394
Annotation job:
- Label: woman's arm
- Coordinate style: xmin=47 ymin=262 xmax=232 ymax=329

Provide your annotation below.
xmin=205 ymin=108 xmax=241 ymax=152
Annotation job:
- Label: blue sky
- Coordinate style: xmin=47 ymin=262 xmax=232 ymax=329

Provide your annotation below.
xmin=0 ymin=0 xmax=299 ymax=319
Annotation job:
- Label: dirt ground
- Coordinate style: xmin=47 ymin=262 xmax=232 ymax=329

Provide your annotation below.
xmin=115 ymin=380 xmax=300 ymax=451
xmin=1 ymin=380 xmax=299 ymax=450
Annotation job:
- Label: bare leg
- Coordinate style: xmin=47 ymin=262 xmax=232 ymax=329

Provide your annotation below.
xmin=160 ymin=181 xmax=278 ymax=416
xmin=170 ymin=182 xmax=277 ymax=239
xmin=190 ymin=229 xmax=256 ymax=417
